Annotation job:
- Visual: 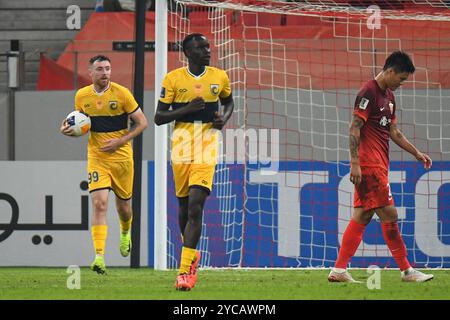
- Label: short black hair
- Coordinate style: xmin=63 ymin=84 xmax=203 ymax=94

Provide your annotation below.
xmin=383 ymin=51 xmax=415 ymax=73
xmin=89 ymin=55 xmax=111 ymax=66
xmin=182 ymin=33 xmax=206 ymax=56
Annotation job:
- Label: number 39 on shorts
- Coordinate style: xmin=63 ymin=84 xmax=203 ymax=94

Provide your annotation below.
xmin=88 ymin=171 xmax=99 ymax=184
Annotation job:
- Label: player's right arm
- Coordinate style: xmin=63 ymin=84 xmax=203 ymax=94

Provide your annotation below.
xmin=350 ymin=87 xmax=373 ymax=185
xmin=60 ymin=119 xmax=76 ymax=137
xmin=60 ymin=92 xmax=82 ymax=137
xmin=154 ymin=73 xmax=205 ymax=126
xmin=349 ymin=115 xmax=364 ymax=185
xmin=154 ymin=98 xmax=205 ymax=126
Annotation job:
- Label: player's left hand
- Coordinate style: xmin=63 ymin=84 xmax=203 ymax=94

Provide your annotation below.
xmin=212 ymin=111 xmax=225 ymax=130
xmin=416 ymin=151 xmax=432 ymax=170
xmin=100 ymin=138 xmax=125 ymax=153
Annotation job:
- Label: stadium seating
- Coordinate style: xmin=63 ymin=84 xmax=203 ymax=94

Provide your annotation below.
xmin=0 ymin=0 xmax=94 ymax=90
xmin=34 ymin=5 xmax=450 ymax=91
xmin=3 ymin=0 xmax=449 ymax=91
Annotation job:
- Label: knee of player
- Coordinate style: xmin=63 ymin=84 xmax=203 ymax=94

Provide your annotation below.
xmin=116 ymin=203 xmax=131 ymax=216
xmin=92 ymin=199 xmax=108 ymax=213
xmin=379 ymin=207 xmax=399 ymax=223
xmin=362 ymin=212 xmax=375 ymax=225
xmin=187 ymin=205 xmax=203 ymax=222
xmin=178 ymin=197 xmax=189 ymax=211
xmin=178 ymin=206 xmax=189 ymax=217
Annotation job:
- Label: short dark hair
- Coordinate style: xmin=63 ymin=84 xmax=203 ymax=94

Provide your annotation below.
xmin=89 ymin=55 xmax=111 ymax=66
xmin=383 ymin=51 xmax=415 ymax=73
xmin=182 ymin=33 xmax=206 ymax=56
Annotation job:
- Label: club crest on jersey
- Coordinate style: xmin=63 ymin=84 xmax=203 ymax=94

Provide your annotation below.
xmin=109 ymin=101 xmax=118 ymax=110
xmin=389 ymin=101 xmax=394 ymax=113
xmin=359 ymin=97 xmax=369 ymax=110
xmin=160 ymin=87 xmax=166 ymax=98
xmin=210 ymin=84 xmax=219 ymax=95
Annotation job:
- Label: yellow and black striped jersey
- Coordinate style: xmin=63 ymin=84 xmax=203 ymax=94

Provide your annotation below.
xmin=159 ymin=66 xmax=232 ymax=164
xmin=159 ymin=66 xmax=232 ymax=123
xmin=75 ymin=81 xmax=139 ymax=161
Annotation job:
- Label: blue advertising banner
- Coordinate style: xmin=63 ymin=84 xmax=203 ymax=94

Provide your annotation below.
xmin=150 ymin=161 xmax=450 ymax=268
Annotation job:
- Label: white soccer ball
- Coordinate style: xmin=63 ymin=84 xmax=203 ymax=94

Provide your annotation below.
xmin=66 ymin=110 xmax=91 ymax=136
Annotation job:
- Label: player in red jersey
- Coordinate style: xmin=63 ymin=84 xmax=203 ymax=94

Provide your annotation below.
xmin=328 ymin=51 xmax=434 ymax=283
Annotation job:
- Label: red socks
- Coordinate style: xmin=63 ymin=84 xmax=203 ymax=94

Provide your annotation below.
xmin=335 ymin=219 xmax=411 ymax=271
xmin=381 ymin=221 xmax=411 ymax=271
xmin=335 ymin=219 xmax=366 ymax=269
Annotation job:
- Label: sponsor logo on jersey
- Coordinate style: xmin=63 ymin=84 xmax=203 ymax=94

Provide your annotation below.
xmin=379 ymin=115 xmax=392 ymax=127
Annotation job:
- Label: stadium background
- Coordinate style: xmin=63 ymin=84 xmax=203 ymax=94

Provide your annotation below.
xmin=1 ymin=0 xmax=449 ymax=270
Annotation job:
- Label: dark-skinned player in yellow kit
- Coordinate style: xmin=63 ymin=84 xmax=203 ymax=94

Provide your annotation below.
xmin=155 ymin=33 xmax=234 ymax=291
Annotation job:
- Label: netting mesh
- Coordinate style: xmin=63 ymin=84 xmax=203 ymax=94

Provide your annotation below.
xmin=163 ymin=0 xmax=450 ymax=269
xmin=176 ymin=0 xmax=450 ymax=20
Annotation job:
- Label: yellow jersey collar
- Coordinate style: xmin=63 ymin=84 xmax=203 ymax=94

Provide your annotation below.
xmin=186 ymin=67 xmax=207 ymax=80
xmin=92 ymin=81 xmax=111 ymax=96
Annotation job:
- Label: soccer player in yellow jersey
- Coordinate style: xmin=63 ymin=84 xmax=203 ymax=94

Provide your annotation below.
xmin=155 ymin=33 xmax=234 ymax=291
xmin=60 ymin=55 xmax=148 ymax=274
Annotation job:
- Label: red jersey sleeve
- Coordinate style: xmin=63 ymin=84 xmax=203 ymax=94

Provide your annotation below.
xmin=353 ymin=86 xmax=375 ymax=123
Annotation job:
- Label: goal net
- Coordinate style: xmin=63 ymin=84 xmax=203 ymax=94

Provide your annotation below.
xmin=159 ymin=0 xmax=450 ymax=269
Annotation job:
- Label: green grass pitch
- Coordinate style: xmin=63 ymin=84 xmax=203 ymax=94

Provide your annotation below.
xmin=1 ymin=268 xmax=449 ymax=300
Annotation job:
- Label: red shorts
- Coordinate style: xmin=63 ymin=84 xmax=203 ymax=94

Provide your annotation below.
xmin=354 ymin=166 xmax=394 ymax=211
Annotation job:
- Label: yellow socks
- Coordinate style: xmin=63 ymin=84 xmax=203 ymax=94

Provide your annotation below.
xmin=119 ymin=216 xmax=132 ymax=234
xmin=179 ymin=246 xmax=196 ymax=275
xmin=92 ymin=225 xmax=108 ymax=255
